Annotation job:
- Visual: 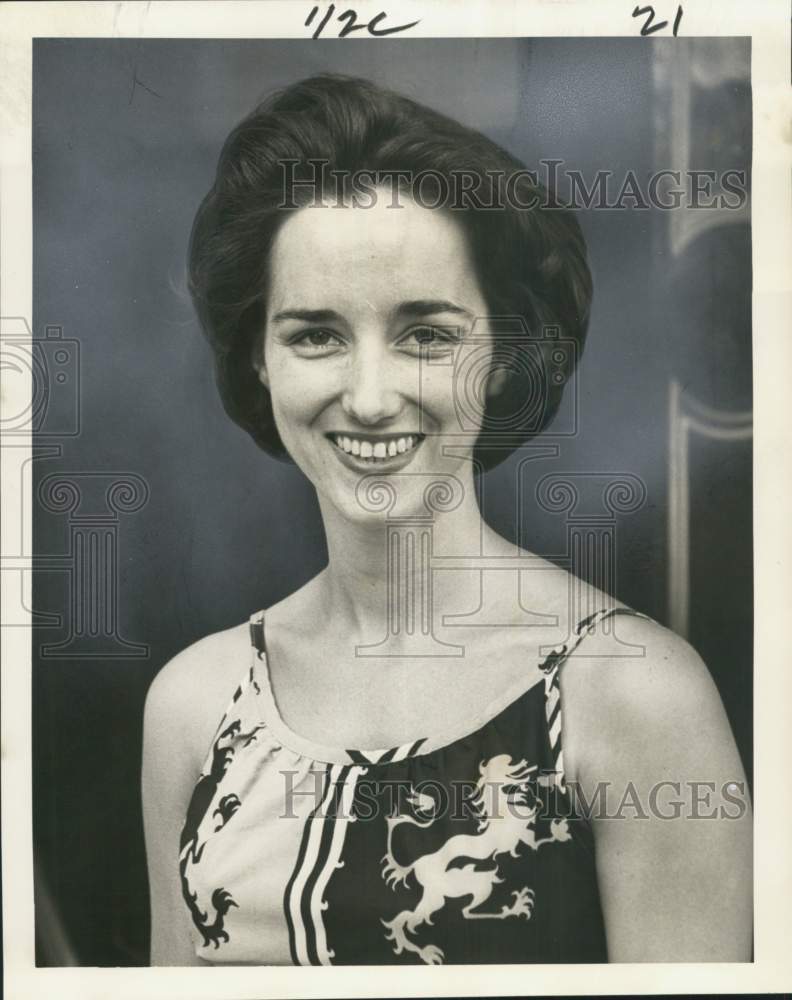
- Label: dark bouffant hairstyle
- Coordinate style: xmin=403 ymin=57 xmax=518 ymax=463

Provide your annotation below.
xmin=188 ymin=74 xmax=592 ymax=472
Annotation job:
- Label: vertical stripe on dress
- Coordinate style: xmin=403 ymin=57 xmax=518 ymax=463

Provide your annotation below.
xmin=283 ymin=763 xmax=364 ymax=965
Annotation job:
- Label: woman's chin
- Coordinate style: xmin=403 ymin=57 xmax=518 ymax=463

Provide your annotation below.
xmin=295 ymin=434 xmax=476 ymax=523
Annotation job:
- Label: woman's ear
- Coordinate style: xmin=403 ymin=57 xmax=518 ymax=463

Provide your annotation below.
xmin=251 ymin=337 xmax=269 ymax=389
xmin=486 ymin=363 xmax=510 ymax=399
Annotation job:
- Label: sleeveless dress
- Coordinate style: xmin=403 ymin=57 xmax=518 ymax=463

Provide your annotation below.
xmin=179 ymin=605 xmax=648 ymax=965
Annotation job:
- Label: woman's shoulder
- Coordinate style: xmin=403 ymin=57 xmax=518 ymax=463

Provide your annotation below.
xmin=560 ymin=606 xmax=714 ymax=709
xmin=556 ymin=601 xmax=736 ymax=787
xmin=513 ymin=552 xmax=731 ymax=773
xmin=143 ymin=619 xmax=253 ymax=767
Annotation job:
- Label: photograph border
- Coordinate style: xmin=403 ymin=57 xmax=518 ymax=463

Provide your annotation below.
xmin=2 ymin=1 xmax=790 ymax=997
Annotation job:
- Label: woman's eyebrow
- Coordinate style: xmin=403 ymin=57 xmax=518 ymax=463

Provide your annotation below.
xmin=270 ymin=308 xmax=342 ymax=324
xmin=270 ymin=301 xmax=474 ymax=325
xmin=395 ymin=299 xmax=474 ymax=320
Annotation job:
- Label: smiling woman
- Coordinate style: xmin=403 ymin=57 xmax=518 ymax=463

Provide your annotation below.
xmin=256 ymin=195 xmax=501 ymax=518
xmin=186 ymin=75 xmax=591 ymax=475
xmin=141 ymin=74 xmax=751 ymax=967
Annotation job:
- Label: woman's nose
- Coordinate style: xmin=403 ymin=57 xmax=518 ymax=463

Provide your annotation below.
xmin=340 ymin=344 xmax=402 ymax=426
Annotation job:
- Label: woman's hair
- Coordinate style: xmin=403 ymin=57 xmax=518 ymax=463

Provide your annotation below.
xmin=188 ymin=74 xmax=592 ymax=472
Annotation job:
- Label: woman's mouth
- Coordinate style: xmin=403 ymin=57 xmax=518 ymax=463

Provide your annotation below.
xmin=326 ymin=432 xmax=425 ymax=468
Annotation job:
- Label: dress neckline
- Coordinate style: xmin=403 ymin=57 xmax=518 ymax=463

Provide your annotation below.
xmin=247 ymin=605 xmax=645 ymax=766
xmin=247 ymin=608 xmax=551 ymax=766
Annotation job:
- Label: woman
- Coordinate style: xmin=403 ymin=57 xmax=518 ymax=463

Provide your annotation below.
xmin=142 ymin=74 xmax=751 ymax=966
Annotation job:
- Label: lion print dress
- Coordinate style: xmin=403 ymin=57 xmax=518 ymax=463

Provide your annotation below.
xmin=179 ymin=606 xmax=647 ymax=965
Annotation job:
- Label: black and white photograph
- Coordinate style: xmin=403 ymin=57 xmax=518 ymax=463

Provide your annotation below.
xmin=2 ymin=1 xmax=791 ymax=997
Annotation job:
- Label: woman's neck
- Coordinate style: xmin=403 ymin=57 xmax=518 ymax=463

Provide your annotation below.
xmin=313 ymin=472 xmax=518 ymax=642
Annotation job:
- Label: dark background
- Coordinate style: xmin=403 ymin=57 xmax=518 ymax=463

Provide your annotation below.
xmin=31 ymin=38 xmax=752 ymax=965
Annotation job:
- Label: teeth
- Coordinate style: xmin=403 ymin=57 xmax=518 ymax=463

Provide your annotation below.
xmin=332 ymin=434 xmax=422 ymax=461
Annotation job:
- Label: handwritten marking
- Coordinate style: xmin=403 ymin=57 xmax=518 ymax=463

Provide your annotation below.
xmin=632 ymin=4 xmax=683 ymax=36
xmin=305 ymin=5 xmax=420 ymax=39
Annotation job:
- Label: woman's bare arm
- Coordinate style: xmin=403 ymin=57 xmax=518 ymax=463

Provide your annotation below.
xmin=141 ymin=626 xmax=249 ymax=966
xmin=560 ymin=615 xmax=752 ymax=962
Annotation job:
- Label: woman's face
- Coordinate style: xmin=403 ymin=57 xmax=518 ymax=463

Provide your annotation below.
xmin=258 ymin=190 xmax=499 ymax=522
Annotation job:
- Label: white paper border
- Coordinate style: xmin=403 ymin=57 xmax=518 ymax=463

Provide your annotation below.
xmin=2 ymin=1 xmax=791 ymax=997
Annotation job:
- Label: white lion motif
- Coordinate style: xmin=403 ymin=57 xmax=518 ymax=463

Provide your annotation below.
xmin=380 ymin=754 xmax=570 ymax=965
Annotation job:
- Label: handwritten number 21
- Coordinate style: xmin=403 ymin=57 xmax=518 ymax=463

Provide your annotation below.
xmin=632 ymin=4 xmax=683 ymax=36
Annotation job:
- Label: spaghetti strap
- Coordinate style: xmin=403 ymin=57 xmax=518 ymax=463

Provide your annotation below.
xmin=539 ymin=606 xmax=652 ymax=791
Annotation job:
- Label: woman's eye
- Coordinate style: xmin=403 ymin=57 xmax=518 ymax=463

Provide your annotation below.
xmin=291 ymin=328 xmax=342 ymax=352
xmin=402 ymin=325 xmax=461 ymax=353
